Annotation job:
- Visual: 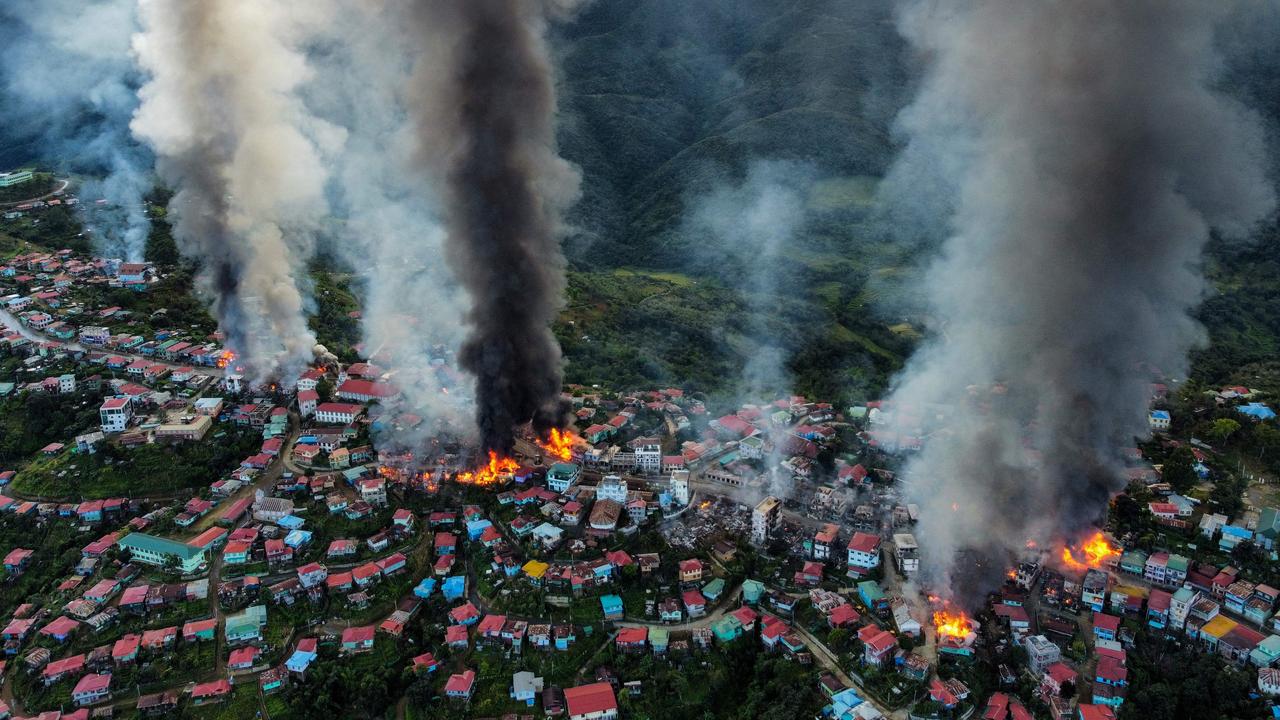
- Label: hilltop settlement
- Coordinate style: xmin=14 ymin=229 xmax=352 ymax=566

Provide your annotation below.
xmin=3 ymin=219 xmax=1280 ymax=720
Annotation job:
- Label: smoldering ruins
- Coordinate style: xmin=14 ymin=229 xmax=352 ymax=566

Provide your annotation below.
xmin=882 ymin=0 xmax=1276 ymax=604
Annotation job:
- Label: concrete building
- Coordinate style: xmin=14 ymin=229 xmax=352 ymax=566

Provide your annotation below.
xmin=79 ymin=326 xmax=111 ymax=346
xmin=893 ymin=533 xmax=919 ymax=576
xmin=1025 ymin=634 xmax=1062 ymax=676
xmin=669 ymin=470 xmax=690 ymax=506
xmin=297 ymin=389 xmax=318 ymax=417
xmin=155 ymin=416 xmax=212 ymax=442
xmin=253 ymin=496 xmax=295 ymax=524
xmin=846 ymin=532 xmax=882 ymax=575
xmin=315 ymin=402 xmax=362 ymax=425
xmin=116 ymin=533 xmax=207 ymax=574
xmin=547 ymin=463 xmax=581 ymax=493
xmin=634 ymin=440 xmax=661 ymax=475
xmin=99 ymin=396 xmax=132 ymax=433
xmin=0 ymin=170 xmax=34 ymax=187
xmin=752 ymin=496 xmax=781 ymax=546
xmin=597 ymin=475 xmax=628 ymax=503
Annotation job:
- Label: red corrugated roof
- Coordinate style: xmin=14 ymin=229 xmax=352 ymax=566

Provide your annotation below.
xmin=564 ymin=682 xmax=617 ymax=717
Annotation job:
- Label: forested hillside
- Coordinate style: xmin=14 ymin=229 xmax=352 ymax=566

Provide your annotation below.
xmin=556 ymin=0 xmax=907 ymax=267
xmin=3 ymin=0 xmax=1278 ymax=403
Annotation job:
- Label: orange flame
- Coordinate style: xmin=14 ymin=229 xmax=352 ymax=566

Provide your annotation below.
xmin=1006 ymin=568 xmax=1017 ymax=581
xmin=216 ymin=349 xmax=236 ymax=369
xmin=537 ymin=428 xmax=578 ymax=462
xmin=1059 ymin=531 xmax=1120 ymax=571
xmin=455 ymin=451 xmax=519 ymax=488
xmin=933 ymin=607 xmax=974 ymax=640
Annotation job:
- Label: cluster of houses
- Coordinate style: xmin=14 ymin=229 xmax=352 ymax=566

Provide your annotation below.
xmin=981 ymin=533 xmax=1280 ymax=720
xmin=1 ymin=254 xmax=230 ymax=376
xmin=1 ymin=555 xmax=218 ymax=712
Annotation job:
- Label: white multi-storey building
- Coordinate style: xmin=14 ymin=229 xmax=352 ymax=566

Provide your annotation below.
xmin=893 ymin=533 xmax=920 ymax=576
xmin=634 ymin=441 xmax=661 ymax=475
xmin=99 ymin=396 xmax=132 ymax=433
xmin=547 ymin=463 xmax=581 ymax=493
xmin=669 ymin=470 xmax=690 ymax=506
xmin=1025 ymin=635 xmax=1061 ymax=676
xmin=315 ymin=402 xmax=362 ymax=425
xmin=597 ymin=475 xmax=628 ymax=504
xmin=297 ymin=390 xmax=318 ymax=417
xmin=752 ymin=496 xmax=781 ymax=546
xmin=79 ymin=326 xmax=111 ymax=346
xmin=846 ymin=532 xmax=882 ymax=574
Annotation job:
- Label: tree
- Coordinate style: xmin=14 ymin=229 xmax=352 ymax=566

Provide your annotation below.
xmin=1110 ymin=491 xmax=1144 ymax=536
xmin=1230 ymin=540 xmax=1265 ymax=569
xmin=144 ymin=214 xmax=181 ymax=266
xmin=1162 ymin=447 xmax=1198 ymax=494
xmin=1252 ymin=423 xmax=1280 ymax=467
xmin=1209 ymin=418 xmax=1242 ymax=446
xmin=827 ymin=628 xmax=849 ymax=650
xmin=1209 ymin=476 xmax=1245 ymax=519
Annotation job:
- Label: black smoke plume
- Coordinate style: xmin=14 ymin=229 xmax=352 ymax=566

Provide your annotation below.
xmin=407 ymin=0 xmax=583 ymax=454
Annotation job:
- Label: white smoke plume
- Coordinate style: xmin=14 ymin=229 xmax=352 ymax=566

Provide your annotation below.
xmin=131 ymin=0 xmax=340 ymax=383
xmin=1 ymin=0 xmax=151 ymax=260
xmin=686 ymin=159 xmax=815 ymax=499
xmin=305 ymin=0 xmax=475 ymax=449
xmin=883 ymin=0 xmax=1275 ymax=603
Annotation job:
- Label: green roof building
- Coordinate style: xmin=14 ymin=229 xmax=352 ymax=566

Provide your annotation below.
xmin=1119 ymin=550 xmax=1148 ymax=575
xmin=702 ymin=578 xmax=726 ymax=601
xmin=712 ymin=616 xmax=743 ymax=642
xmin=742 ymin=579 xmax=766 ymax=605
xmin=116 ymin=532 xmax=207 ymax=574
xmin=1256 ymin=508 xmax=1280 ymax=548
xmin=546 ymin=463 xmax=581 ymax=493
xmin=226 ymin=604 xmax=268 ymax=644
xmin=649 ymin=626 xmax=669 ymax=653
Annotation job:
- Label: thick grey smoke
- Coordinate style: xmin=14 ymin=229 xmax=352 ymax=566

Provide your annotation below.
xmin=1 ymin=0 xmax=151 ymax=260
xmin=305 ymin=0 xmax=475 ymax=448
xmin=131 ymin=0 xmax=340 ymax=383
xmin=406 ymin=0 xmax=584 ymax=455
xmin=686 ymin=160 xmax=814 ymax=499
xmin=688 ymin=160 xmax=813 ymax=400
xmin=884 ymin=0 xmax=1275 ymax=603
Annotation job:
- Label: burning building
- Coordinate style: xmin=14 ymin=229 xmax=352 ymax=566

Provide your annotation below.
xmin=934 ymin=605 xmax=978 ymax=659
xmin=880 ymin=1 xmax=1275 ymax=605
xmin=405 ymin=0 xmax=585 ymax=456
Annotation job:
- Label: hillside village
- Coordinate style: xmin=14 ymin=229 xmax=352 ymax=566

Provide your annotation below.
xmin=2 ymin=240 xmax=1280 ymax=720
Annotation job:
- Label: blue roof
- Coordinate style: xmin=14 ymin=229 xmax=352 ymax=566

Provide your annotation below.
xmin=285 ymin=650 xmax=316 ymax=672
xmin=284 ymin=530 xmax=312 ymax=547
xmin=442 ymin=575 xmax=466 ymax=600
xmin=1241 ymin=403 xmax=1277 ymax=420
xmin=278 ymin=515 xmax=306 ymax=530
xmin=828 ymin=688 xmax=864 ymax=720
xmin=601 ymin=594 xmax=623 ymax=610
xmin=414 ymin=578 xmax=437 ymax=598
xmin=1150 ymin=410 xmax=1170 ymax=420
